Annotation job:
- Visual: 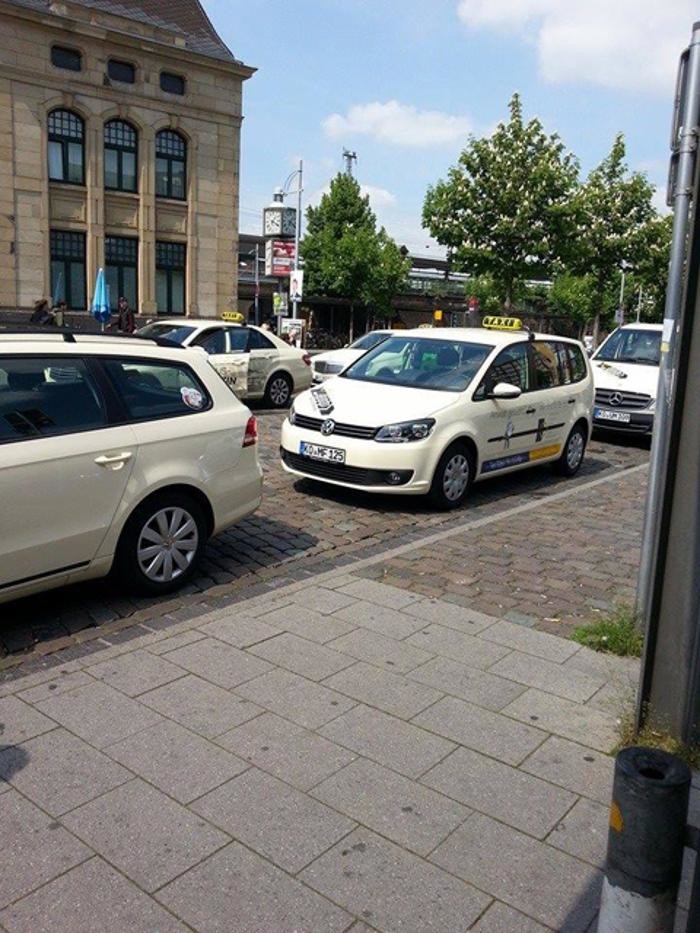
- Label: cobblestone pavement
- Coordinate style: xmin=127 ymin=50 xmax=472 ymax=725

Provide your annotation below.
xmin=0 ymin=409 xmax=648 ymax=666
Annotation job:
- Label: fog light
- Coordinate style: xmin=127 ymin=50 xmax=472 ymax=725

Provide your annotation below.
xmin=385 ymin=470 xmax=413 ymax=486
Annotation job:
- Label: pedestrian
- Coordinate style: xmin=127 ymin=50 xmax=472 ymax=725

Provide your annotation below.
xmin=116 ymin=296 xmax=136 ymax=334
xmin=261 ymin=320 xmax=272 ymax=332
xmin=51 ymin=299 xmax=67 ymax=327
xmin=29 ymin=298 xmax=55 ymax=326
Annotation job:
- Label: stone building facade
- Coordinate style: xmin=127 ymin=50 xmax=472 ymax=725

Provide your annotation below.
xmin=0 ymin=0 xmax=254 ymax=317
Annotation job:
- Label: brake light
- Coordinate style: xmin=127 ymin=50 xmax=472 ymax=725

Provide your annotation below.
xmin=243 ymin=415 xmax=258 ymax=447
xmin=302 ymin=353 xmax=311 ymax=367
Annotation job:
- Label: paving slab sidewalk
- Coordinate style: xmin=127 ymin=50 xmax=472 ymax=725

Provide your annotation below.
xmin=0 ymin=568 xmax=644 ymax=932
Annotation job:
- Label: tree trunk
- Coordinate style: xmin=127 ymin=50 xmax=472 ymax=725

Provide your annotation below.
xmin=592 ymin=311 xmax=601 ymax=348
xmin=349 ymin=303 xmax=354 ymax=343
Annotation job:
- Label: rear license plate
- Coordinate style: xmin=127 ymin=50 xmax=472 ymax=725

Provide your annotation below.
xmin=594 ymin=408 xmax=631 ymax=423
xmin=299 ymin=441 xmax=346 ymax=463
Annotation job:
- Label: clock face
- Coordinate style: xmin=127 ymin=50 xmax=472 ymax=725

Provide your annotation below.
xmin=281 ymin=207 xmax=296 ymax=236
xmin=264 ymin=210 xmax=281 ymax=235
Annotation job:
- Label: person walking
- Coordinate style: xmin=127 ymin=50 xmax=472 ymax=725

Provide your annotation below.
xmin=29 ymin=298 xmax=55 ymax=326
xmin=116 ymin=296 xmax=136 ymax=334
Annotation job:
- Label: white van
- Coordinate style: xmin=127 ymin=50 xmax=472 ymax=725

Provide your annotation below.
xmin=591 ymin=324 xmax=662 ymax=435
xmin=281 ymin=321 xmax=593 ymax=509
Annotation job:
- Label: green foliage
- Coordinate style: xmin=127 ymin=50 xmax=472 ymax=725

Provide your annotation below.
xmin=632 ymin=213 xmax=673 ymax=321
xmin=465 ymin=275 xmax=502 ymax=315
xmin=548 ymin=274 xmax=596 ymax=325
xmin=301 ymin=174 xmax=409 ymax=318
xmin=571 ymin=606 xmax=643 ymax=658
xmin=573 ymin=135 xmax=656 ymax=327
xmin=423 ymin=93 xmax=579 ymax=307
xmin=617 ymin=706 xmax=700 ymax=769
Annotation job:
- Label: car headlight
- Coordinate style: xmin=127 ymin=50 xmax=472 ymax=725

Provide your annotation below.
xmin=648 ymin=398 xmax=656 ymax=412
xmin=375 ymin=419 xmax=435 ymax=443
xmin=288 ymin=404 xmax=297 ymax=425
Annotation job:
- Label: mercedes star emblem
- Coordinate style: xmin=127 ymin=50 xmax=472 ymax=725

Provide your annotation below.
xmin=609 ymin=392 xmax=624 ymax=406
xmin=321 ymin=419 xmax=336 ymax=436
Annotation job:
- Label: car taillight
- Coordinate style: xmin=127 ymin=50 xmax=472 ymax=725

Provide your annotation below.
xmin=243 ymin=415 xmax=258 ymax=447
xmin=302 ymin=353 xmax=311 ymax=367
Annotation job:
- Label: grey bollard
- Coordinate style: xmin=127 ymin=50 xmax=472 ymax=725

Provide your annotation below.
xmin=598 ymin=746 xmax=691 ymax=932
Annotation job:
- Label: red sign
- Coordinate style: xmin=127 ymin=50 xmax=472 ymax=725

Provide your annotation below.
xmin=468 ymin=296 xmax=479 ymax=311
xmin=265 ymin=240 xmax=296 ymax=277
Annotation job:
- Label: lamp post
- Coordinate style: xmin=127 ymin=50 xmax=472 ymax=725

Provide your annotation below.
xmin=238 ymin=243 xmax=261 ymax=325
xmin=280 ymin=160 xmax=303 ymax=319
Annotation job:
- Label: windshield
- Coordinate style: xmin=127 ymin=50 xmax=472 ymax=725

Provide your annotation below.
xmin=595 ymin=329 xmax=661 ymax=366
xmin=343 ymin=336 xmax=493 ymax=392
xmin=137 ymin=323 xmax=196 ymax=345
xmin=350 ymin=331 xmax=391 ymax=351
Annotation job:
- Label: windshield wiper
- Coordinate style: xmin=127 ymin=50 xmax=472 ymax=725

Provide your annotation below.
xmin=618 ymin=357 xmax=658 ymax=365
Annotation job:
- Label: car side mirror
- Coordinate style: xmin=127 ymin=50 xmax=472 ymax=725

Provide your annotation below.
xmin=490 ymin=382 xmax=522 ymax=400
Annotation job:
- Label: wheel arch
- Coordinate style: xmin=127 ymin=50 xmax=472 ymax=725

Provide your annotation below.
xmin=119 ymin=483 xmax=215 ymax=541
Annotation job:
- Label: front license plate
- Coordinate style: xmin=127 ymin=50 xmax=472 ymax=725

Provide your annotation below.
xmin=594 ymin=408 xmax=631 ymax=424
xmin=299 ymin=441 xmax=346 ymax=463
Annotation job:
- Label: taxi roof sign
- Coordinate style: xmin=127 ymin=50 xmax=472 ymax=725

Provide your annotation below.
xmin=221 ymin=311 xmax=244 ymax=324
xmin=482 ymin=315 xmax=523 ymax=331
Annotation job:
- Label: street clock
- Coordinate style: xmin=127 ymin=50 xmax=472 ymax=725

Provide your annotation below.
xmin=263 ymin=204 xmax=296 ymax=237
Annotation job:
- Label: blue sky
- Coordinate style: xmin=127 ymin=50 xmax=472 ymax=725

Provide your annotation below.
xmin=204 ymin=0 xmax=694 ymax=256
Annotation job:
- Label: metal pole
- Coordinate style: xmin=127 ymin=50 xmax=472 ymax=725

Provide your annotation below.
xmin=635 ymin=21 xmax=700 ymax=667
xmin=637 ymin=286 xmax=643 ymax=324
xmin=619 ymin=268 xmax=626 ymax=322
xmin=293 ymin=159 xmax=303 ymax=321
xmin=254 ymin=242 xmax=260 ymax=326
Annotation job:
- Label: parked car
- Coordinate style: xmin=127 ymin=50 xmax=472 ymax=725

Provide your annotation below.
xmin=0 ymin=331 xmax=262 ymax=604
xmin=281 ymin=321 xmax=593 ymax=509
xmin=137 ymin=318 xmax=312 ymax=408
xmin=591 ymin=323 xmax=662 ymax=435
xmin=312 ymin=330 xmax=393 ymax=383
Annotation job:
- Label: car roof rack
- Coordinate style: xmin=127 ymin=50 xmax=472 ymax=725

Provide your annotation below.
xmin=0 ymin=328 xmax=183 ymax=349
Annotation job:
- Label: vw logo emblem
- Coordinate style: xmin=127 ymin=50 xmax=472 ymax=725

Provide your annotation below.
xmin=321 ymin=419 xmax=336 ymax=436
xmin=609 ymin=392 xmax=624 ymax=406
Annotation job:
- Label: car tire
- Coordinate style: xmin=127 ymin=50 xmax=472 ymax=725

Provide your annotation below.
xmin=114 ymin=490 xmax=207 ymax=595
xmin=554 ymin=422 xmax=587 ymax=477
xmin=265 ymin=372 xmax=293 ymax=408
xmin=429 ymin=443 xmax=474 ymax=510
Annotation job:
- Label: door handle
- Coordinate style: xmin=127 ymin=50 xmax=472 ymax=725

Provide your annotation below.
xmin=95 ymin=452 xmax=133 ymax=468
xmin=568 ymin=398 xmax=576 ymax=404
xmin=526 ymin=408 xmax=536 ymax=415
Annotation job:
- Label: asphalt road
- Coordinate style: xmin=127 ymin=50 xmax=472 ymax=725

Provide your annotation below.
xmin=0 ymin=408 xmax=649 ymax=666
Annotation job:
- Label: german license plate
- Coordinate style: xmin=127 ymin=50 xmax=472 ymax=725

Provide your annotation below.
xmin=594 ymin=408 xmax=631 ymax=424
xmin=300 ymin=441 xmax=346 ymax=463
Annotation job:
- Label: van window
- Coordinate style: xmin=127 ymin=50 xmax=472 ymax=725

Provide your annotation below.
xmin=0 ymin=356 xmax=106 ymax=442
xmin=595 ymin=328 xmax=661 ymax=366
xmin=567 ymin=344 xmax=587 ymax=382
xmin=475 ymin=342 xmax=530 ymax=398
xmin=531 ymin=342 xmax=561 ymax=389
xmin=101 ymin=358 xmax=211 ymax=421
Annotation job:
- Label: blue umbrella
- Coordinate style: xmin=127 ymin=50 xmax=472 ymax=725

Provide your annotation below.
xmin=91 ymin=267 xmax=111 ymax=328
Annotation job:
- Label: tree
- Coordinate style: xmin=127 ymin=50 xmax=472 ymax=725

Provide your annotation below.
xmin=573 ymin=134 xmax=656 ymax=341
xmin=632 ymin=213 xmax=673 ymax=321
xmin=301 ymin=174 xmax=409 ymax=337
xmin=548 ymin=274 xmax=597 ymax=336
xmin=422 ymin=93 xmax=579 ymax=309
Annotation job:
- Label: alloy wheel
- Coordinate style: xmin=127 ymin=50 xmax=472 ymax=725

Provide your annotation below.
xmin=442 ymin=453 xmax=470 ymax=502
xmin=136 ymin=506 xmax=199 ymax=583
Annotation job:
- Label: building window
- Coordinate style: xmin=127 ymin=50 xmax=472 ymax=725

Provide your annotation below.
xmin=50 ymin=230 xmax=86 ymax=310
xmin=105 ymin=236 xmax=138 ymax=311
xmin=51 ymin=46 xmax=82 ymax=72
xmin=104 ymin=120 xmax=137 ymax=192
xmin=156 ymin=241 xmax=186 ymax=315
xmin=155 ymin=130 xmax=186 ymax=200
xmin=107 ymin=59 xmax=135 ymax=84
xmin=48 ymin=109 xmax=84 ymax=185
xmin=160 ymin=72 xmax=185 ymax=95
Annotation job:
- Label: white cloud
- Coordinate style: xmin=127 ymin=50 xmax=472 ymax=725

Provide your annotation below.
xmin=323 ymin=100 xmax=472 ymax=147
xmin=457 ymin=0 xmax=695 ymax=94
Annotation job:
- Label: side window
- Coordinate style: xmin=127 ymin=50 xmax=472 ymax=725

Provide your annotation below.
xmin=248 ymin=329 xmax=275 ymax=351
xmin=101 ymin=358 xmax=211 ymax=421
xmin=567 ymin=345 xmax=587 ymax=383
xmin=228 ymin=328 xmax=250 ymax=353
xmin=193 ymin=329 xmax=227 ymax=355
xmin=0 ymin=356 xmax=106 ymax=442
xmin=475 ymin=343 xmax=530 ymax=399
xmin=531 ymin=341 xmax=561 ymax=390
xmin=553 ymin=342 xmax=573 ymax=385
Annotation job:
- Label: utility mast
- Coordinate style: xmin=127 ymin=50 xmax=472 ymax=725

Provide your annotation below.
xmin=342 ymin=149 xmax=357 ymax=177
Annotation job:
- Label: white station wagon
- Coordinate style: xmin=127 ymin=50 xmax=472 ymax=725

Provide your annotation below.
xmin=281 ymin=321 xmax=593 ymax=509
xmin=138 ymin=318 xmax=312 ymax=408
xmin=0 ymin=332 xmax=262 ymax=605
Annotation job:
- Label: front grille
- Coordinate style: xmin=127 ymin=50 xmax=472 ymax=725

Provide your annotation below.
xmin=281 ymin=449 xmax=412 ymax=486
xmin=595 ymin=389 xmax=651 ymax=409
xmin=292 ymin=413 xmax=377 ymax=439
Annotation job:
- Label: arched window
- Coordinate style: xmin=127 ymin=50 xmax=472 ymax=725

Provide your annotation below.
xmin=48 ymin=109 xmax=84 ymax=185
xmin=155 ymin=130 xmax=186 ymax=200
xmin=104 ymin=120 xmax=137 ymax=192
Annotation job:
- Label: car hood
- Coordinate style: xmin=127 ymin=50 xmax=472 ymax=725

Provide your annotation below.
xmin=312 ymin=348 xmax=364 ymax=368
xmin=293 ymin=377 xmax=454 ymax=426
xmin=592 ymin=360 xmax=660 ymax=396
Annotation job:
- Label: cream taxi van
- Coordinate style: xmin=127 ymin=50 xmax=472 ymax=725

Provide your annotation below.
xmin=281 ymin=319 xmax=593 ymax=509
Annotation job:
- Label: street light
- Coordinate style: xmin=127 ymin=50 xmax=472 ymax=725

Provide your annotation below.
xmin=279 ymin=160 xmax=303 ymax=320
xmin=238 ymin=243 xmax=262 ymax=325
